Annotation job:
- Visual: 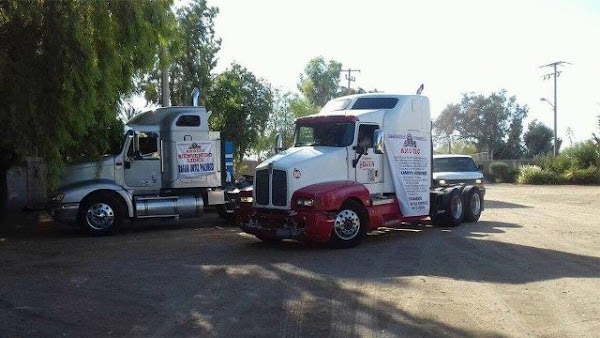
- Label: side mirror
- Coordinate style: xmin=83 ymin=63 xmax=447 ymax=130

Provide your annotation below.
xmin=373 ymin=129 xmax=384 ymax=154
xmin=274 ymin=133 xmax=284 ymax=154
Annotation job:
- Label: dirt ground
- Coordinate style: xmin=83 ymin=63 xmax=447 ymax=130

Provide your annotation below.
xmin=0 ymin=184 xmax=599 ymax=337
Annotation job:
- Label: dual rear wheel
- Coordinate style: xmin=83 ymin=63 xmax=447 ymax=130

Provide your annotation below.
xmin=432 ymin=186 xmax=482 ymax=227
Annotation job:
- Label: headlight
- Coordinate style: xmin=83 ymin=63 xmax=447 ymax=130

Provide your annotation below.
xmin=240 ymin=196 xmax=253 ymax=203
xmin=296 ymin=198 xmax=314 ymax=207
xmin=438 ymin=179 xmax=447 ymax=185
xmin=475 ymin=179 xmax=482 ymax=184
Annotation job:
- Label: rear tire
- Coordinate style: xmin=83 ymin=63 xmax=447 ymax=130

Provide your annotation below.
xmin=329 ymin=200 xmax=367 ymax=249
xmin=432 ymin=188 xmax=464 ymax=227
xmin=463 ymin=186 xmax=482 ymax=222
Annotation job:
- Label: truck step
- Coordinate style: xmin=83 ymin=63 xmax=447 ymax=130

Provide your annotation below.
xmin=370 ymin=194 xmax=395 ymax=206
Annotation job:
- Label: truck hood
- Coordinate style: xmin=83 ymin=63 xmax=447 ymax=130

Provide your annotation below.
xmin=59 ymin=155 xmax=117 ymax=189
xmin=256 ymin=146 xmax=349 ymax=208
xmin=432 ymin=171 xmax=482 ymax=180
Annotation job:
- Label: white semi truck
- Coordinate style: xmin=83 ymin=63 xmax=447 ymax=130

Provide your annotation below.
xmin=49 ymin=90 xmax=236 ymax=234
xmin=236 ymin=92 xmax=484 ymax=248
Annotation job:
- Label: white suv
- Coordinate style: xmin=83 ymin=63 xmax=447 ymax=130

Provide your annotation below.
xmin=432 ymin=154 xmax=485 ymax=195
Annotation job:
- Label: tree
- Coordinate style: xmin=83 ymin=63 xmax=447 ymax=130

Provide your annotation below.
xmin=0 ymin=0 xmax=174 ymax=209
xmin=433 ymin=90 xmax=528 ymax=159
xmin=524 ymin=120 xmax=554 ymax=157
xmin=298 ymin=56 xmax=342 ymax=107
xmin=207 ymin=63 xmax=273 ymax=162
xmin=141 ymin=0 xmax=220 ymax=107
xmin=250 ymin=92 xmax=320 ymax=160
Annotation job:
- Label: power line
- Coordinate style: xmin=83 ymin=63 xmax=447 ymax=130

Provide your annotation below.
xmin=540 ymin=61 xmax=571 ymax=156
xmin=341 ymin=68 xmax=360 ymax=93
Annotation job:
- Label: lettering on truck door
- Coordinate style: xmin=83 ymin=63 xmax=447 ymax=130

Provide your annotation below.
xmin=355 ymin=124 xmax=383 ymax=185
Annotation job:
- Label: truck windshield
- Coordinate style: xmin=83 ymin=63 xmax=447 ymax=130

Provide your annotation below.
xmin=294 ymin=123 xmax=355 ymax=147
xmin=433 ymin=157 xmax=479 ymax=172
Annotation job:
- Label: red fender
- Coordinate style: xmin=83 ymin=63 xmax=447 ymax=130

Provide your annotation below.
xmin=292 ymin=180 xmax=370 ymax=211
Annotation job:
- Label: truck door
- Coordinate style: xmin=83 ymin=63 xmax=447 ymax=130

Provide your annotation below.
xmin=124 ymin=131 xmax=162 ymax=193
xmin=355 ymin=124 xmax=384 ymax=187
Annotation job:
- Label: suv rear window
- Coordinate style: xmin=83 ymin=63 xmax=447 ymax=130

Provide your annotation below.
xmin=433 ymin=157 xmax=478 ymax=172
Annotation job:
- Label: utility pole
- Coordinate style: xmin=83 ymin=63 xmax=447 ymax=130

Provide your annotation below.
xmin=341 ymin=68 xmax=360 ymax=93
xmin=540 ymin=61 xmax=570 ymax=156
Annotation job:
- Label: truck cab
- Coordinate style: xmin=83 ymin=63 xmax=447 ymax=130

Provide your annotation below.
xmin=49 ymin=92 xmax=231 ymax=235
xmin=236 ymin=93 xmax=484 ymax=248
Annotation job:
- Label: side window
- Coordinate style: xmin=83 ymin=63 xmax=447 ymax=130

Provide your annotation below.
xmin=176 ymin=115 xmax=200 ymax=127
xmin=357 ymin=124 xmax=379 ymax=148
xmin=136 ymin=132 xmax=159 ymax=159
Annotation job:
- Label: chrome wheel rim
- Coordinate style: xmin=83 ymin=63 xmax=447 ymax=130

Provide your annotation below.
xmin=470 ymin=192 xmax=481 ymax=216
xmin=86 ymin=203 xmax=115 ymax=230
xmin=334 ymin=209 xmax=361 ymax=240
xmin=450 ymin=195 xmax=463 ymax=220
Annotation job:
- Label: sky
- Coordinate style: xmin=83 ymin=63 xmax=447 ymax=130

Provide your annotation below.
xmin=198 ymin=0 xmax=600 ymax=145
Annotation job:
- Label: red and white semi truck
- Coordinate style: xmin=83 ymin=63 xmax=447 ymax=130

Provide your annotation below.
xmin=236 ymin=93 xmax=484 ymax=248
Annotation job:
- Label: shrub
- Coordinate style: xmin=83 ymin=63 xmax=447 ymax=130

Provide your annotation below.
xmin=562 ymin=167 xmax=600 ymax=185
xmin=489 ymin=161 xmax=511 ymax=183
xmin=517 ymin=165 xmax=564 ymax=185
xmin=560 ymin=141 xmax=600 ymax=170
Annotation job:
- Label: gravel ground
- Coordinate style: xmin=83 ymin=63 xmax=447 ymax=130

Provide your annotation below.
xmin=0 ymin=184 xmax=599 ymax=337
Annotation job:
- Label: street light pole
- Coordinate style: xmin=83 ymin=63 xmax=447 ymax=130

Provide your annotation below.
xmin=553 ymin=63 xmax=558 ymax=156
xmin=540 ymin=97 xmax=555 ymax=154
xmin=540 ymin=61 xmax=570 ymax=156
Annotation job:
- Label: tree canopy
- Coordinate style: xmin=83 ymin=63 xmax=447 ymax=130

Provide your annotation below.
xmin=298 ymin=56 xmax=342 ymax=107
xmin=207 ymin=63 xmax=273 ymax=162
xmin=433 ymin=91 xmax=528 ymax=159
xmin=523 ymin=120 xmax=555 ymax=157
xmin=141 ymin=0 xmax=220 ymax=106
xmin=0 ymin=0 xmax=175 ymax=189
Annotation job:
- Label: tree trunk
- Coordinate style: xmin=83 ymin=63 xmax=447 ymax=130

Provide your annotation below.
xmin=0 ymin=151 xmax=16 ymax=218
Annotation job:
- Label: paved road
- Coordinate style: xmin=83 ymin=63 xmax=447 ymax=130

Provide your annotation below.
xmin=1 ymin=184 xmax=599 ymax=337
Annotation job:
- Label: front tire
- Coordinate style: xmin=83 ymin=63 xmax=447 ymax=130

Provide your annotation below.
xmin=78 ymin=194 xmax=123 ymax=235
xmin=329 ymin=200 xmax=367 ymax=249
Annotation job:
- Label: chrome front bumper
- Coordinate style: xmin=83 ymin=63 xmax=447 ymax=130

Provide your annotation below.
xmin=49 ymin=203 xmax=80 ymax=226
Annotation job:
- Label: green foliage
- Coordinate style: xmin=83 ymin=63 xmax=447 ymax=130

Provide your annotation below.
xmin=524 ymin=120 xmax=554 ymax=157
xmin=207 ymin=63 xmax=273 ymax=162
xmin=489 ymin=161 xmax=511 ymax=183
xmin=141 ymin=0 xmax=220 ymax=107
xmin=560 ymin=141 xmax=600 ymax=170
xmin=250 ymin=91 xmax=320 ymax=160
xmin=298 ymin=56 xmax=342 ymax=107
xmin=517 ymin=165 xmax=564 ymax=185
xmin=0 ymin=0 xmax=174 ymax=189
xmin=433 ymin=90 xmax=528 ymax=159
xmin=562 ymin=167 xmax=600 ymax=185
xmin=433 ymin=138 xmax=477 ymax=155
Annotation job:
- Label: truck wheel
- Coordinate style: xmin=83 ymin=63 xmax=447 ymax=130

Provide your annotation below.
xmin=445 ymin=188 xmax=464 ymax=227
xmin=216 ymin=204 xmax=234 ymax=222
xmin=433 ymin=188 xmax=464 ymax=227
xmin=463 ymin=186 xmax=482 ymax=223
xmin=329 ymin=200 xmax=367 ymax=249
xmin=78 ymin=194 xmax=123 ymax=235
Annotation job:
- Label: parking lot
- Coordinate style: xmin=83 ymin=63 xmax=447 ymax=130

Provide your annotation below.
xmin=1 ymin=184 xmax=599 ymax=337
